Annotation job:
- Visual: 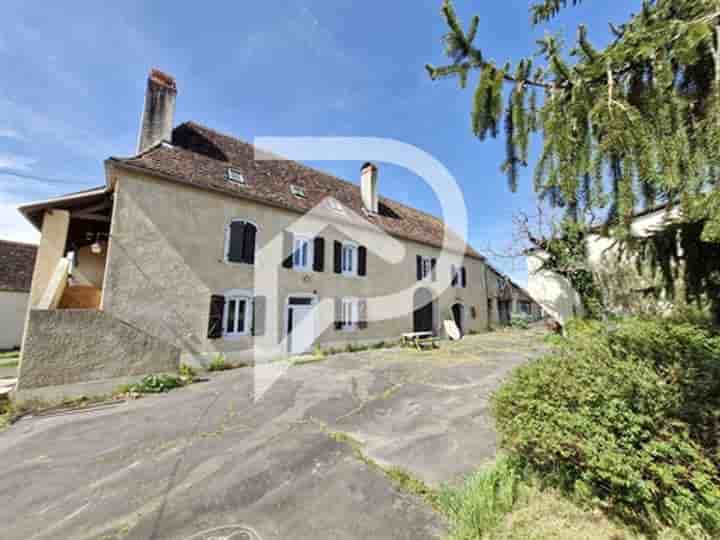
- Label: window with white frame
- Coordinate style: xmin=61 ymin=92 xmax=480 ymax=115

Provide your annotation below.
xmin=226 ymin=168 xmax=245 ymax=184
xmin=451 ymin=265 xmax=466 ymax=288
xmin=341 ymin=242 xmax=358 ymax=275
xmin=341 ymin=297 xmax=359 ymax=331
xmin=223 ymin=293 xmax=253 ymax=337
xmin=421 ymin=256 xmax=433 ymax=281
xmin=451 ymin=265 xmax=459 ymax=287
xmin=292 ymin=235 xmax=312 ymax=271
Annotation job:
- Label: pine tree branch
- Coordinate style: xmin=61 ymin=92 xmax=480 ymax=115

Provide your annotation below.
xmin=427 ymin=60 xmax=555 ymax=89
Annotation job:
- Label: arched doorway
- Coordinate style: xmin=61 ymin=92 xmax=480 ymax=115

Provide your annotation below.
xmin=413 ymin=288 xmax=434 ymax=333
xmin=451 ymin=303 xmax=464 ymax=336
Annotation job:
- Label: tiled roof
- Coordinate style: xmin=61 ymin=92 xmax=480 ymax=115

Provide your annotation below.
xmin=0 ymin=239 xmax=37 ymax=292
xmin=108 ymin=122 xmax=482 ymax=260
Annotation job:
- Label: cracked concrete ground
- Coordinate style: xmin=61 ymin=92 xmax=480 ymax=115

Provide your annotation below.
xmin=0 ymin=328 xmax=546 ymax=540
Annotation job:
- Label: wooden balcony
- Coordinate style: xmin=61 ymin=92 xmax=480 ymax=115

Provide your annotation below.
xmin=58 ymin=285 xmax=102 ymax=310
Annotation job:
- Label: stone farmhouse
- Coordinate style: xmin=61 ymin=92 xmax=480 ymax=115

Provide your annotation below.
xmin=15 ymin=70 xmax=527 ymax=398
xmin=0 ymin=240 xmax=37 ymax=350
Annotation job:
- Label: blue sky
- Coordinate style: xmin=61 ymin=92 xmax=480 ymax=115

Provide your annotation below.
xmin=0 ymin=0 xmax=636 ymax=286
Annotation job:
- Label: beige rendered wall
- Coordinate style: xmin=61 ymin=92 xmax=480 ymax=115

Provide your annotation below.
xmin=28 ymin=209 xmax=70 ymax=307
xmin=102 ymin=170 xmax=489 ymax=364
xmin=527 ymin=251 xmax=584 ymax=326
xmin=484 ymin=268 xmax=500 ymax=327
xmin=16 ymin=309 xmax=179 ymax=390
xmin=0 ymin=290 xmax=30 ymax=350
xmin=71 ymin=244 xmax=107 ymax=288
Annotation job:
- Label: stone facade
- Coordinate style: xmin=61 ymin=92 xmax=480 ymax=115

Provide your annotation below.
xmin=101 ymin=170 xmax=490 ymax=365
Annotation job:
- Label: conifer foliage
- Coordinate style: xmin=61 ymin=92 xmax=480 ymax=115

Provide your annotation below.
xmin=427 ymin=0 xmax=720 ymax=237
xmin=428 ymin=0 xmax=720 ymax=320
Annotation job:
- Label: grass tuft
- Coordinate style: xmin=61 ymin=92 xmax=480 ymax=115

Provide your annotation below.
xmin=438 ymin=457 xmax=524 ymax=540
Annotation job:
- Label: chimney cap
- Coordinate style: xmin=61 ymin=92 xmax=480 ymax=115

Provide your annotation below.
xmin=361 ymin=162 xmax=377 ymax=171
xmin=148 ymin=68 xmax=177 ymax=93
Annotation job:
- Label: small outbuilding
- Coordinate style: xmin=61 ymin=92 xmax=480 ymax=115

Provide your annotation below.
xmin=0 ymin=239 xmax=37 ymax=350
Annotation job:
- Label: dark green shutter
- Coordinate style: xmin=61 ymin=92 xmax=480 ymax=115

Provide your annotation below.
xmin=313 ymin=237 xmax=325 ymax=272
xmin=228 ymin=221 xmax=246 ymax=263
xmin=358 ymin=246 xmax=367 ymax=277
xmin=358 ymin=299 xmax=368 ymax=329
xmin=207 ymin=295 xmax=225 ymax=339
xmin=242 ymin=223 xmax=257 ymax=264
xmin=334 ymin=297 xmax=343 ymax=330
xmin=252 ymin=295 xmax=266 ymax=336
xmin=282 ymin=231 xmax=294 ymax=268
xmin=334 ymin=241 xmax=342 ymax=273
xmin=416 ymin=255 xmax=422 ymax=281
xmin=461 ymin=267 xmax=467 ymax=288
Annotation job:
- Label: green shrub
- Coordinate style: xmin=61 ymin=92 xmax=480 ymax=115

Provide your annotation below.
xmin=179 ymin=363 xmax=196 ymax=382
xmin=127 ymin=374 xmax=186 ymax=394
xmin=492 ymin=317 xmax=720 ymax=536
xmin=542 ymin=332 xmax=565 ymax=347
xmin=208 ymin=354 xmax=232 ymax=372
xmin=510 ymin=314 xmax=530 ymax=329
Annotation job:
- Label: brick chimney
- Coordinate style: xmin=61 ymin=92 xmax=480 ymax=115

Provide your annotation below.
xmin=360 ymin=162 xmax=378 ymax=213
xmin=137 ymin=69 xmax=177 ymax=154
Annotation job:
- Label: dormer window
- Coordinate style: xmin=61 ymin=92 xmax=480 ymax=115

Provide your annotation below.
xmin=291 ymin=185 xmax=306 ymax=198
xmin=227 ymin=168 xmax=245 ymax=184
xmin=327 ymin=198 xmax=345 ymax=214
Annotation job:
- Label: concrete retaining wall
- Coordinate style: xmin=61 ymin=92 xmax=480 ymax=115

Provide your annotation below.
xmin=17 ymin=309 xmax=180 ymax=391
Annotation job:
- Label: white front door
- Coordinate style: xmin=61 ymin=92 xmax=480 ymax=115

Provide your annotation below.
xmin=289 ymin=305 xmax=315 ymax=355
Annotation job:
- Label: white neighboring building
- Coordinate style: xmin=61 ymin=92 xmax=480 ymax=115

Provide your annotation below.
xmin=527 ymin=205 xmax=681 ymax=325
xmin=0 ymin=240 xmax=37 ymax=350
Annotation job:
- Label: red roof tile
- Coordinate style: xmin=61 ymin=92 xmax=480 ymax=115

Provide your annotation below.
xmin=0 ymin=239 xmax=37 ymax=292
xmin=108 ymin=122 xmax=482 ymax=260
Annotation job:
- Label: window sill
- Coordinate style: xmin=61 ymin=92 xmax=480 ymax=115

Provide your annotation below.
xmin=222 ymin=333 xmax=251 ymax=341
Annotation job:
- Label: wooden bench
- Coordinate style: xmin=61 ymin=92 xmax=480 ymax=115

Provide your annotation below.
xmin=401 ymin=332 xmax=440 ymax=351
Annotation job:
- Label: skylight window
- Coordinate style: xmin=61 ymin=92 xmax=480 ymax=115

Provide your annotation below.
xmin=327 ymin=198 xmax=345 ymax=214
xmin=227 ymin=168 xmax=245 ymax=184
xmin=291 ymin=185 xmax=306 ymax=198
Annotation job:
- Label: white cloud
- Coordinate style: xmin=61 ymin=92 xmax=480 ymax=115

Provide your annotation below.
xmin=0 ymin=98 xmax=117 ymax=160
xmin=0 ymin=153 xmax=36 ymax=171
xmin=0 ymin=190 xmax=40 ymax=244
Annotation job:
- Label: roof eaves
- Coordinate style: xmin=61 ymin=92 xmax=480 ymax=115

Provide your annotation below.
xmin=18 ymin=186 xmax=110 ymax=230
xmin=107 ymin=156 xmax=484 ymax=260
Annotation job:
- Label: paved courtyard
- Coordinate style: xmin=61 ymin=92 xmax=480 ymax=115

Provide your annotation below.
xmin=0 ymin=328 xmax=546 ymax=540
